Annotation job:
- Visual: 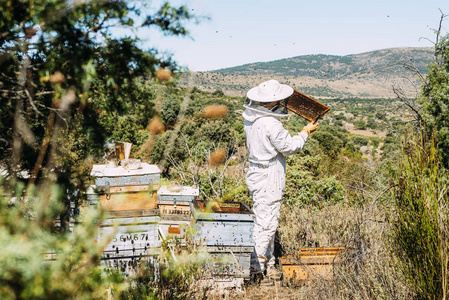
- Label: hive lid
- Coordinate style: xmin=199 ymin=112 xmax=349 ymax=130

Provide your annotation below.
xmin=157 ymin=185 xmax=199 ymax=197
xmin=280 ymin=90 xmax=330 ymax=122
xmin=90 ymin=163 xmax=160 ymax=177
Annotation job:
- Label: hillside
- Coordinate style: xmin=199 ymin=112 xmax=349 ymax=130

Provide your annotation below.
xmin=178 ymin=47 xmax=433 ymax=99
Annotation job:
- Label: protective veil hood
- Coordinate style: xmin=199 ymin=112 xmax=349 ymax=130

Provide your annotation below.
xmin=243 ymin=100 xmax=289 ymax=119
xmin=242 ymin=108 xmax=274 ymax=123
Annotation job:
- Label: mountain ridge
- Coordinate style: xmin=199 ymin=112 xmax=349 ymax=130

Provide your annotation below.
xmin=179 ymin=47 xmax=434 ymax=99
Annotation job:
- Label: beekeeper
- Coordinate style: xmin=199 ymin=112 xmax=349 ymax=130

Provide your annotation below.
xmin=243 ymin=79 xmax=318 ymax=282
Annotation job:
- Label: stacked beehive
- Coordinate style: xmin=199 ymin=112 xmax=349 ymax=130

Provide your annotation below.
xmin=88 ymin=162 xmax=161 ymax=275
xmin=87 ymin=157 xmax=256 ymax=279
xmin=190 ymin=200 xmax=255 ymax=279
xmin=280 ymin=247 xmax=345 ymax=286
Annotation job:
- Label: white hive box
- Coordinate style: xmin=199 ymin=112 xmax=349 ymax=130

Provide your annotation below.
xmin=90 ymin=163 xmax=160 ymax=191
xmin=99 ymin=209 xmax=161 ymax=276
xmin=190 ymin=200 xmax=256 ymax=279
xmin=157 ymin=185 xmax=199 ymax=204
xmin=205 ymin=246 xmax=254 ymax=279
xmin=190 ymin=200 xmax=255 ymax=248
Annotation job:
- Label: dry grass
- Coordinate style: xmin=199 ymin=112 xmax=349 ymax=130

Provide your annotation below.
xmin=189 ymin=199 xmax=413 ymax=299
xmin=273 ymin=201 xmax=413 ymax=299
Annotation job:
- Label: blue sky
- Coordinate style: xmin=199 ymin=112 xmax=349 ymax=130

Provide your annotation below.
xmin=141 ymin=0 xmax=449 ymax=71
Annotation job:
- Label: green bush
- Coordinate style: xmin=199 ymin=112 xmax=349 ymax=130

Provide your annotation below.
xmin=370 ymin=138 xmax=380 ymax=148
xmin=310 ymin=126 xmax=349 ymax=158
xmin=334 ymin=113 xmax=346 ymax=121
xmin=161 ymin=96 xmax=181 ymax=126
xmin=419 ymin=32 xmax=449 ymax=169
xmin=390 ymin=131 xmax=449 ymax=299
xmin=354 ymin=119 xmax=367 ymax=130
xmin=351 ymin=136 xmax=370 ymax=146
xmin=0 ymin=180 xmax=122 ymax=299
xmin=283 ymin=155 xmax=345 ymax=208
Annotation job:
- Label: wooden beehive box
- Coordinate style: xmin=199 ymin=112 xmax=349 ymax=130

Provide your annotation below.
xmin=157 ymin=185 xmax=199 ymax=218
xmin=157 ymin=185 xmax=199 ymax=244
xmin=205 ymin=246 xmax=254 ymax=279
xmin=157 ymin=185 xmax=199 ymax=202
xmin=280 ymin=247 xmax=345 ymax=285
xmin=86 ymin=186 xmax=158 ymax=211
xmin=99 ymin=191 xmax=157 ymax=211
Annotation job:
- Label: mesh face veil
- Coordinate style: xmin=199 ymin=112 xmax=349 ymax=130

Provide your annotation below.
xmin=244 ymin=98 xmax=289 ymax=117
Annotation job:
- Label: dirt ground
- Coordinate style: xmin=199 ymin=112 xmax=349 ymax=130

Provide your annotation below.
xmin=202 ymin=279 xmax=337 ymax=300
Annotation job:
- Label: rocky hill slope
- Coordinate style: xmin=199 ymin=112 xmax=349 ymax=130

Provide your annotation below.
xmin=178 ymin=47 xmax=433 ymax=99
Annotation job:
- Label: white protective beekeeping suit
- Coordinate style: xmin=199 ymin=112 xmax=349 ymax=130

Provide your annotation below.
xmin=243 ymin=80 xmax=315 ymax=273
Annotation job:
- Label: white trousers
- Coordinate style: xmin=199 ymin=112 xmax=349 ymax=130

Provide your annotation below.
xmin=246 ymin=157 xmax=285 ymax=272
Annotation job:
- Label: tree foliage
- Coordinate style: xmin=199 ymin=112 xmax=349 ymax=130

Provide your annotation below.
xmin=0 ymin=0 xmax=196 ymax=188
xmin=420 ymin=30 xmax=449 ymax=168
xmin=161 ymin=96 xmax=181 ymax=126
xmin=0 ymin=1 xmax=198 ymax=298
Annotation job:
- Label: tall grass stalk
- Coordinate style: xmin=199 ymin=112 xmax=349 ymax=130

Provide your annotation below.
xmin=391 ymin=130 xmax=449 ymax=299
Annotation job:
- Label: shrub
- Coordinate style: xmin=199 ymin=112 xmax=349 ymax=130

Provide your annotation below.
xmin=354 ymin=119 xmax=367 ymax=130
xmin=312 ymin=126 xmax=347 ymax=159
xmin=0 ymin=180 xmax=121 ymax=299
xmin=351 ymin=136 xmax=369 ymax=146
xmin=419 ymin=31 xmax=449 ymax=169
xmin=161 ymin=96 xmax=181 ymax=126
xmin=370 ymin=138 xmax=380 ymax=148
xmin=283 ymin=155 xmax=345 ymax=208
xmin=390 ymin=130 xmax=449 ymax=299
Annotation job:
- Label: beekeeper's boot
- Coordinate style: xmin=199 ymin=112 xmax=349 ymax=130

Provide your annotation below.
xmin=250 ymin=271 xmax=263 ymax=285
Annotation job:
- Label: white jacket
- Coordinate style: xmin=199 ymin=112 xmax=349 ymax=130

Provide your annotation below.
xmin=243 ymin=109 xmax=308 ymax=167
xmin=243 ymin=108 xmax=308 ymax=200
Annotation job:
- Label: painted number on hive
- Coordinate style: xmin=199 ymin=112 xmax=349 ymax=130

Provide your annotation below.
xmin=113 ymin=234 xmax=149 ymax=242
